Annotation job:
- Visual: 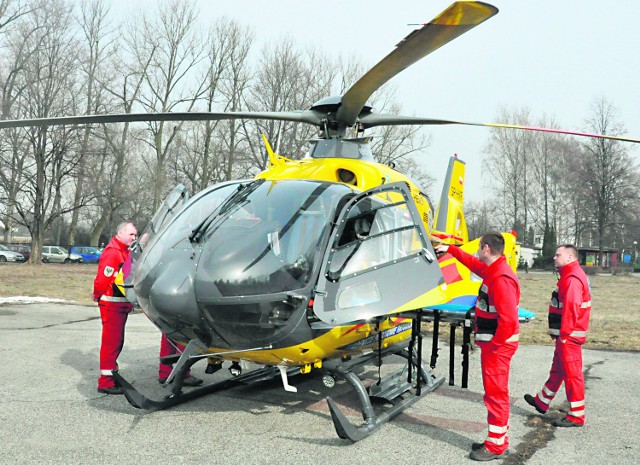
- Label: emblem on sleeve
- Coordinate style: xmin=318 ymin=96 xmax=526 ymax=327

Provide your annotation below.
xmin=104 ymin=266 xmax=114 ymax=277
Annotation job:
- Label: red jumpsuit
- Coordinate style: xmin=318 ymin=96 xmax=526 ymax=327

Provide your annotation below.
xmin=93 ymin=236 xmax=133 ymax=389
xmin=159 ymin=334 xmax=194 ymax=381
xmin=448 ymin=247 xmax=520 ymax=455
xmin=532 ymin=260 xmax=591 ymax=425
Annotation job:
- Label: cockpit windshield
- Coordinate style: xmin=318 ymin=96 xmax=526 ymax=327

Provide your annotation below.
xmin=198 ymin=180 xmax=353 ymax=296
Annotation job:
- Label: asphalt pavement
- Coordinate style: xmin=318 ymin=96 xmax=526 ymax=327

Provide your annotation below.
xmin=0 ymin=302 xmax=638 ymax=465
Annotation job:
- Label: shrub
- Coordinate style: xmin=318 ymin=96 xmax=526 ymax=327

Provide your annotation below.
xmin=533 ymin=256 xmax=555 ymax=270
xmin=612 ymin=266 xmax=632 ymax=275
xmin=583 ymin=266 xmax=600 ymax=276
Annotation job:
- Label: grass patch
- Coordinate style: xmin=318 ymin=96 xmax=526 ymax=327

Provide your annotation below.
xmin=1 ymin=265 xmax=639 ymax=351
xmin=518 ymin=272 xmax=640 ymax=351
xmin=0 ymin=263 xmax=97 ymax=306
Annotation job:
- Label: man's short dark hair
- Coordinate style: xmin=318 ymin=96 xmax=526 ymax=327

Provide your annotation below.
xmin=116 ymin=221 xmax=135 ymax=233
xmin=558 ymin=244 xmax=578 ymax=258
xmin=480 ymin=232 xmax=505 ymax=255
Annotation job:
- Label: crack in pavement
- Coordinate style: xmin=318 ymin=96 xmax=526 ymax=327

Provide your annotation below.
xmin=6 ymin=316 xmax=101 ymax=330
xmin=503 ymin=358 xmax=604 ymax=464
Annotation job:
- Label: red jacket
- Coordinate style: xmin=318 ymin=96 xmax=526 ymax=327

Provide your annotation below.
xmin=93 ymin=236 xmax=132 ymax=310
xmin=549 ymin=260 xmax=591 ymax=343
xmin=448 ymin=247 xmax=520 ymax=345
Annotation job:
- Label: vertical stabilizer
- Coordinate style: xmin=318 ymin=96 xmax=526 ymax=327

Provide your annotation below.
xmin=432 ymin=155 xmax=468 ymax=245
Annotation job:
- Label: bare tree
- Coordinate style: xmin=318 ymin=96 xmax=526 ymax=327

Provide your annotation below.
xmin=466 ymin=199 xmax=500 ymax=240
xmin=368 ymin=100 xmax=434 ymax=192
xmin=244 ymin=39 xmax=334 ymax=172
xmin=0 ymin=0 xmax=44 ymax=242
xmin=1 ymin=0 xmax=82 ymax=263
xmin=335 ymin=54 xmax=367 ymax=95
xmin=87 ymin=22 xmax=156 ymax=246
xmin=483 ymin=107 xmax=534 ymax=235
xmin=170 ymin=18 xmax=254 ymax=191
xmin=66 ymin=0 xmax=116 ymax=246
xmin=127 ymin=0 xmax=206 ymax=212
xmin=527 ymin=117 xmax=575 ymax=251
xmin=575 ymin=98 xmax=639 ymax=264
xmin=0 ymin=0 xmax=30 ymax=35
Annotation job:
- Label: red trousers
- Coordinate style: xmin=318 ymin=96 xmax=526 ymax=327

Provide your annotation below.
xmin=480 ymin=341 xmax=518 ymax=454
xmin=533 ymin=338 xmax=586 ymax=425
xmin=159 ymin=334 xmax=192 ymax=380
xmin=98 ymin=304 xmax=131 ymax=389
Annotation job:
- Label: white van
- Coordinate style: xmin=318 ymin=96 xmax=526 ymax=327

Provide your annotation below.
xmin=42 ymin=246 xmax=83 ymax=264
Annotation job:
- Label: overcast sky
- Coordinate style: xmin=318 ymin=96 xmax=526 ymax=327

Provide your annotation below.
xmin=111 ymin=0 xmax=640 ymax=201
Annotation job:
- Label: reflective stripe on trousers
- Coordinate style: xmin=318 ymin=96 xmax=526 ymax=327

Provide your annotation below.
xmin=98 ymin=306 xmax=129 ymax=389
xmin=100 ymin=295 xmax=129 ymax=303
xmin=481 ymin=341 xmax=518 ymax=454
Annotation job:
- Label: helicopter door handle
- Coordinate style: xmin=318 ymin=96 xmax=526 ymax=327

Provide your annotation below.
xmin=423 ymin=248 xmax=435 ymax=263
xmin=285 ymin=292 xmax=305 ymax=302
xmin=282 ymin=292 xmax=306 ymax=307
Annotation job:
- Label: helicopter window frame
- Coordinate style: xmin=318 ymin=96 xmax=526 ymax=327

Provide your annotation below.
xmin=191 ymin=179 xmax=265 ymax=243
xmin=327 ymin=224 xmax=421 ymax=280
xmin=147 ymin=184 xmax=189 ymax=236
xmin=133 ymin=184 xmax=191 ymax=255
xmin=134 ymin=181 xmax=247 ymax=270
xmin=308 ymin=138 xmax=374 ymax=161
xmin=326 ymin=187 xmax=429 ymax=282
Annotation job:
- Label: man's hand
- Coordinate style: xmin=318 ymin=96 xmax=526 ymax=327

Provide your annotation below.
xmin=434 ymin=244 xmax=449 ymax=256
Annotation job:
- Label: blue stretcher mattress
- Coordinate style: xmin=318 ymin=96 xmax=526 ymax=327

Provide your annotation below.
xmin=425 ymin=294 xmax=536 ymax=321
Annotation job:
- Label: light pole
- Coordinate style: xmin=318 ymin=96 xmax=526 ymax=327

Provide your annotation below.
xmin=634 ymin=241 xmax=638 ymax=264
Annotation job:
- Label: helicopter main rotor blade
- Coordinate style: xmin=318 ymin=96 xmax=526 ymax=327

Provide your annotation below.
xmin=0 ymin=110 xmax=323 ymax=129
xmin=335 ymin=1 xmax=498 ymax=128
xmin=359 ymin=113 xmax=640 ymax=144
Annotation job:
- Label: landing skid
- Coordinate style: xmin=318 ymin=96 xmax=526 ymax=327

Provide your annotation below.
xmin=324 ymin=347 xmax=445 ymax=442
xmin=112 ymin=366 xmax=288 ymax=412
xmin=113 ymin=312 xmax=444 ymax=441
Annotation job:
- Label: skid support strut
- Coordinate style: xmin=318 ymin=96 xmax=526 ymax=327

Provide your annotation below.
xmin=326 ymin=315 xmax=445 ymax=442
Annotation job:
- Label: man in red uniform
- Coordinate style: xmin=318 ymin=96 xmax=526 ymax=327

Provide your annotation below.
xmin=93 ymin=221 xmax=137 ymax=394
xmin=435 ymin=233 xmax=520 ymax=461
xmin=524 ymin=244 xmax=591 ymax=427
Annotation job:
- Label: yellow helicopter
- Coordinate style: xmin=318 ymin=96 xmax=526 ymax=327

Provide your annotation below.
xmin=2 ymin=1 xmax=638 ymax=441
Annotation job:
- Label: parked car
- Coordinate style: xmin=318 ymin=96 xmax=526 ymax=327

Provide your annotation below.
xmin=6 ymin=244 xmax=31 ymax=262
xmin=0 ymin=244 xmax=25 ymax=263
xmin=42 ymin=246 xmax=83 ymax=264
xmin=70 ymin=246 xmax=102 ymax=264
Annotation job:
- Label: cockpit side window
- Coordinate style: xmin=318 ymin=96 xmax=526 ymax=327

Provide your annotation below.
xmin=327 ymin=192 xmax=425 ymax=281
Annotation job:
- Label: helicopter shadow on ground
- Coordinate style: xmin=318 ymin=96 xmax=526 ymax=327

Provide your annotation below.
xmin=59 ymin=342 xmax=374 ymax=425
xmin=59 ymin=343 xmax=491 ymax=445
xmin=275 ymin=374 xmax=488 ymax=448
xmin=60 ymin=346 xmax=160 ymax=418
xmin=192 ymin=362 xmax=380 ymax=420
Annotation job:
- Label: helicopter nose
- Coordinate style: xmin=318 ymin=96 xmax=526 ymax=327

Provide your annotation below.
xmin=145 ymin=257 xmax=234 ymax=348
xmin=149 ymin=261 xmax=199 ymax=322
xmin=197 ymin=292 xmax=309 ymax=349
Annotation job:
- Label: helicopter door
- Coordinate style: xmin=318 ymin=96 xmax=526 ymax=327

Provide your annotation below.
xmin=313 ymin=182 xmax=444 ymax=325
xmin=140 ymin=184 xmax=190 ymax=249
